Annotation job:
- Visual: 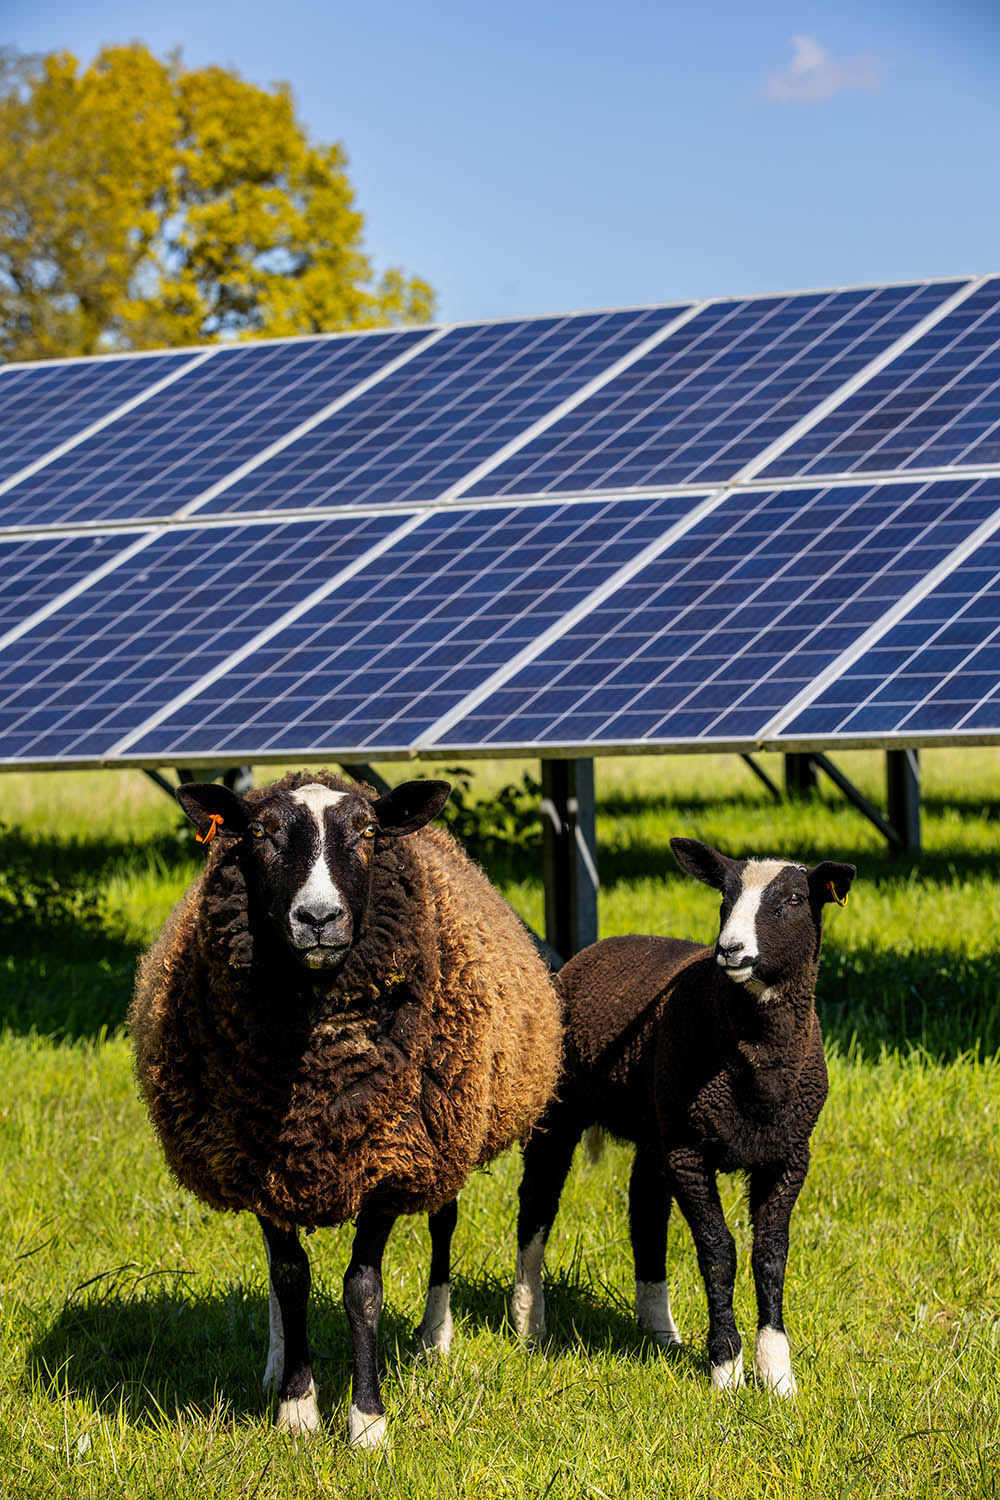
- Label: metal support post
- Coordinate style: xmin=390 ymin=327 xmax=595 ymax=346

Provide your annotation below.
xmin=784 ymin=753 xmax=818 ymax=797
xmin=886 ymin=748 xmax=921 ymax=855
xmin=540 ymin=758 xmax=599 ymax=961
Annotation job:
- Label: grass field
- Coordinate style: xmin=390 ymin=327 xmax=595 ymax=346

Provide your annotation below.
xmin=1 ymin=750 xmax=998 ymax=1498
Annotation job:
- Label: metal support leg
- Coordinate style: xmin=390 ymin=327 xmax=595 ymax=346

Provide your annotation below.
xmin=784 ymin=753 xmax=817 ymax=797
xmin=540 ymin=758 xmax=598 ymax=960
xmin=886 ymin=749 xmax=921 ymax=855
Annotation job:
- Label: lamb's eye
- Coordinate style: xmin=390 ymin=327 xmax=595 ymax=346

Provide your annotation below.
xmin=249 ymin=821 xmax=266 ymax=839
xmin=787 ymin=892 xmax=803 ymax=906
xmin=362 ymin=823 xmax=377 ymax=839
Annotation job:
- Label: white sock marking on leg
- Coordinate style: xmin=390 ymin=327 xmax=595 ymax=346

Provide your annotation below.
xmin=711 ymin=1348 xmax=745 ymax=1390
xmin=276 ymin=1378 xmax=321 ymax=1435
xmin=755 ymin=1325 xmax=797 ymax=1396
xmin=635 ymin=1279 xmax=682 ymax=1346
xmin=418 ymin=1282 xmax=454 ymax=1355
xmin=511 ymin=1229 xmax=546 ymax=1342
xmin=348 ymin=1404 xmax=388 ymax=1449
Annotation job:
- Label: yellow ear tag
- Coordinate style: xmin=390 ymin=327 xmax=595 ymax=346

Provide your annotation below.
xmin=196 ymin=813 xmax=224 ymax=845
xmin=827 ymin=881 xmax=849 ymax=907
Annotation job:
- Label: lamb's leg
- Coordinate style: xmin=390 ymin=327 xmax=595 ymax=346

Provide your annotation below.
xmin=629 ymin=1146 xmax=681 ymax=1347
xmin=258 ymin=1217 xmax=320 ymax=1435
xmin=665 ymin=1147 xmax=742 ymax=1389
xmin=343 ymin=1206 xmax=396 ymax=1450
xmin=419 ymin=1198 xmax=457 ymax=1355
xmin=512 ymin=1108 xmax=583 ymax=1343
xmin=748 ymin=1154 xmax=809 ymax=1397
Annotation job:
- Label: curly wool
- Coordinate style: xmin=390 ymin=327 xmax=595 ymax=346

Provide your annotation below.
xmin=130 ymin=770 xmax=562 ymax=1230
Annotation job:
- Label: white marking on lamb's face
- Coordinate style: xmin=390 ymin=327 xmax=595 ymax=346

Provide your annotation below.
xmin=276 ymin=1378 xmax=321 ymax=1435
xmin=348 ymin=1406 xmax=387 ymax=1448
xmin=711 ymin=1348 xmax=745 ymax=1390
xmin=288 ymin=786 xmax=349 ymax=962
xmin=754 ymin=1325 xmax=797 ymax=1396
xmin=635 ymin=1280 xmax=682 ymax=1347
xmin=418 ymin=1283 xmax=454 ymax=1356
xmin=511 ymin=1230 xmax=547 ymax=1343
xmin=717 ymin=860 xmax=788 ymax=984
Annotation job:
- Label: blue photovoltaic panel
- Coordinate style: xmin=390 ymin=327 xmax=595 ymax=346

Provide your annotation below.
xmin=204 ymin=308 xmax=676 ymax=515
xmin=0 ymin=512 xmax=404 ymax=764
xmin=780 ymin=528 xmax=1000 ymax=739
xmin=0 ymin=531 xmax=144 ymax=639
xmin=123 ymin=494 xmax=701 ymax=759
xmin=434 ymin=476 xmax=1000 ymax=751
xmin=0 ymin=330 xmax=426 ymax=530
xmin=0 ymin=349 xmax=194 ymax=488
xmin=462 ymin=281 xmax=958 ymax=497
xmin=763 ymin=277 xmax=1000 ymax=478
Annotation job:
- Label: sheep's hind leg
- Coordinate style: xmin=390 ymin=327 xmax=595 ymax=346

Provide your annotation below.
xmin=258 ymin=1217 xmax=320 ymax=1435
xmin=630 ymin=1147 xmax=681 ymax=1347
xmin=419 ymin=1198 xmax=457 ymax=1355
xmin=512 ymin=1107 xmax=583 ymax=1344
xmin=344 ymin=1207 xmax=396 ymax=1449
xmin=666 ymin=1148 xmax=743 ymax=1389
xmin=748 ymin=1155 xmax=809 ymax=1397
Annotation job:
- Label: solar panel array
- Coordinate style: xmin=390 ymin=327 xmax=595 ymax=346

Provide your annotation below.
xmin=1 ymin=272 xmax=999 ymax=770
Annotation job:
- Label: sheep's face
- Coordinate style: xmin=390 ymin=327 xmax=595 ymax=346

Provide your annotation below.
xmin=177 ymin=777 xmax=450 ymax=973
xmin=670 ymin=838 xmax=855 ymax=995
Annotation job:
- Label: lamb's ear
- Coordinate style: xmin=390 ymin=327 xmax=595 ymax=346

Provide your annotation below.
xmin=808 ymin=860 xmax=857 ymax=906
xmin=176 ymin=783 xmax=250 ymax=842
xmin=370 ymin=780 xmax=450 ymax=838
xmin=669 ymin=837 xmax=736 ymax=891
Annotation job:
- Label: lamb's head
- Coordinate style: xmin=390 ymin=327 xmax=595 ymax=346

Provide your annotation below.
xmin=177 ymin=776 xmax=450 ymax=972
xmin=670 ymin=837 xmax=855 ymax=996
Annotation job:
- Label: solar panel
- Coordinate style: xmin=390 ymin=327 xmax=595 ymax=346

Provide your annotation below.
xmin=0 ymin=348 xmax=199 ymax=490
xmin=427 ymin=476 xmax=1000 ymax=752
xmin=0 ymin=513 xmax=408 ymax=764
xmin=459 ymin=281 xmax=957 ymax=497
xmin=0 ymin=531 xmax=147 ymax=643
xmin=0 ymin=330 xmax=430 ymax=530
xmin=199 ymin=308 xmax=676 ymax=516
xmin=116 ymin=495 xmax=701 ymax=761
xmin=762 ymin=276 xmax=1000 ymax=479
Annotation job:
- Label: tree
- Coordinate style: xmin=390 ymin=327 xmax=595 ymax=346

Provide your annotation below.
xmin=0 ymin=45 xmax=435 ymax=361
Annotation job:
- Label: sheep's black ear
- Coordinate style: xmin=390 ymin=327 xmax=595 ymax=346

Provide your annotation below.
xmin=370 ymin=780 xmax=450 ymax=838
xmin=176 ymin=783 xmax=250 ymax=843
xmin=809 ymin=860 xmax=857 ymax=907
xmin=670 ymin=837 xmax=736 ymax=891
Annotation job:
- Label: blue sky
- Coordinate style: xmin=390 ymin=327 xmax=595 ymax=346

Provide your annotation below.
xmin=5 ymin=0 xmax=999 ymax=324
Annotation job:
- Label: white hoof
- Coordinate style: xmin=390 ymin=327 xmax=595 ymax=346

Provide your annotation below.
xmin=348 ymin=1405 xmax=387 ymax=1449
xmin=635 ymin=1280 xmax=682 ymax=1347
xmin=419 ymin=1283 xmax=454 ymax=1356
xmin=711 ymin=1349 xmax=745 ymax=1390
xmin=276 ymin=1381 xmax=321 ymax=1435
xmin=754 ymin=1326 xmax=797 ymax=1396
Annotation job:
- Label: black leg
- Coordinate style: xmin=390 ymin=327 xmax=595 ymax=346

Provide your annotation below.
xmin=748 ymin=1152 xmax=809 ymax=1395
xmin=512 ymin=1105 xmax=584 ymax=1342
xmin=258 ymin=1217 xmax=319 ymax=1434
xmin=419 ymin=1198 xmax=458 ymax=1353
xmin=629 ymin=1146 xmax=681 ymax=1345
xmin=343 ymin=1206 xmax=396 ymax=1448
xmin=665 ymin=1146 xmax=742 ymax=1387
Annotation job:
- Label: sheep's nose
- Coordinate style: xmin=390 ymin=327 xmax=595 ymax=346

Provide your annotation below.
xmin=294 ymin=903 xmax=344 ymax=929
xmin=717 ymin=939 xmax=748 ymax=965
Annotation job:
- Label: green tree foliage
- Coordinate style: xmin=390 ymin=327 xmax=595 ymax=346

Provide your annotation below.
xmin=0 ymin=44 xmax=435 ymax=361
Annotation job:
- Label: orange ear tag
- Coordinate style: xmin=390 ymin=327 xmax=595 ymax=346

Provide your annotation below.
xmin=827 ymin=881 xmax=849 ymax=907
xmin=196 ymin=813 xmax=225 ymax=845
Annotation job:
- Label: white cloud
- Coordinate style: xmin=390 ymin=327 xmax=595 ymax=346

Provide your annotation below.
xmin=762 ymin=35 xmax=882 ymax=105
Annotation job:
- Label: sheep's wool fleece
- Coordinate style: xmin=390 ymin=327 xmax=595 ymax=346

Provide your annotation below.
xmin=130 ymin=772 xmax=561 ymax=1229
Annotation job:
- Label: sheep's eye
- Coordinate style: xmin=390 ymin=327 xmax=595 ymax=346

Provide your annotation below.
xmin=362 ymin=822 xmax=377 ymax=839
xmin=787 ymin=892 xmax=803 ymax=906
xmin=249 ymin=821 xmax=266 ymax=840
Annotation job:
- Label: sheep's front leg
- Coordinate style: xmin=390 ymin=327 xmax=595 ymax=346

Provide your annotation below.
xmin=512 ymin=1108 xmax=583 ymax=1343
xmin=258 ymin=1217 xmax=320 ymax=1434
xmin=419 ymin=1199 xmax=457 ymax=1355
xmin=343 ymin=1207 xmax=396 ymax=1449
xmin=665 ymin=1147 xmax=742 ymax=1388
xmin=629 ymin=1146 xmax=681 ymax=1346
xmin=748 ymin=1153 xmax=809 ymax=1397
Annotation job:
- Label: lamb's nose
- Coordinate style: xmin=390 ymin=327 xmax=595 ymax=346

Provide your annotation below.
xmin=716 ymin=940 xmax=747 ymax=965
xmin=294 ymin=903 xmax=343 ymax=929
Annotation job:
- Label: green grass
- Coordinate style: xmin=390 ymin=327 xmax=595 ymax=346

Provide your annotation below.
xmin=2 ymin=752 xmax=999 ymax=1498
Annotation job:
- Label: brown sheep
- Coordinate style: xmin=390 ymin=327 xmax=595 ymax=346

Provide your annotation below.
xmin=130 ymin=769 xmax=561 ymax=1448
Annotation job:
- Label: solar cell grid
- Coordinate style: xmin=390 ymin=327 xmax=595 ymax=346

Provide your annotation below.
xmin=0 ymin=531 xmax=142 ymax=642
xmin=0 ymin=330 xmax=426 ymax=530
xmin=435 ymin=476 xmax=1000 ymax=751
xmin=0 ymin=513 xmax=403 ymax=763
xmin=763 ymin=276 xmax=1000 ymax=478
xmin=204 ymin=307 xmax=675 ymax=515
xmin=463 ymin=280 xmax=956 ymax=497
xmin=123 ymin=494 xmax=700 ymax=759
xmin=0 ymin=349 xmax=195 ymax=490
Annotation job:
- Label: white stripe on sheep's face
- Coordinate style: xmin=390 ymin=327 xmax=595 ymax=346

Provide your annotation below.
xmin=670 ymin=838 xmax=855 ymax=995
xmin=176 ymin=776 xmax=451 ymax=973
